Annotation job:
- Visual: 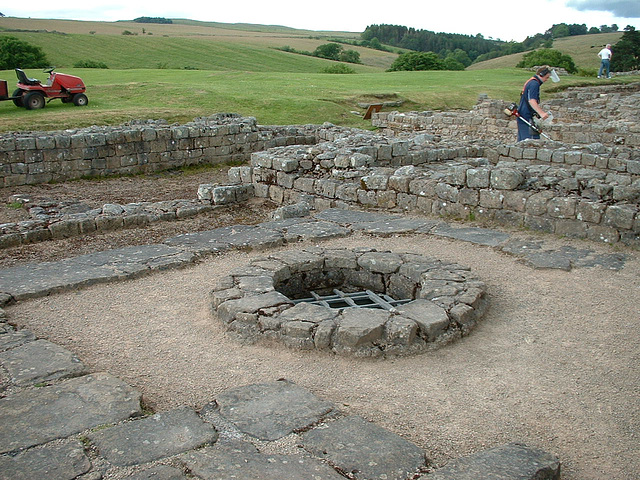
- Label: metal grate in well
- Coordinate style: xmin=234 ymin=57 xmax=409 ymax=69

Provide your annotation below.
xmin=293 ymin=289 xmax=411 ymax=312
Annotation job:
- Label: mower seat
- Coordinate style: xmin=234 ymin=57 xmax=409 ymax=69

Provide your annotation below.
xmin=15 ymin=68 xmax=41 ymax=86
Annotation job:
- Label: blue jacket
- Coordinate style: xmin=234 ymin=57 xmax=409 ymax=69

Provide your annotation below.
xmin=518 ymin=76 xmax=542 ymax=121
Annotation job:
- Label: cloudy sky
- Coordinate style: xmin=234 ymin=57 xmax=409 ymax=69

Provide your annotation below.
xmin=2 ymin=0 xmax=639 ymax=41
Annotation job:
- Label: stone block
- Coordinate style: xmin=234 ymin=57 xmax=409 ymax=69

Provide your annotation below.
xmin=389 ymin=174 xmax=410 ymax=192
xmin=398 ymin=299 xmax=449 ymax=341
xmin=435 ymin=182 xmax=459 ymax=202
xmin=357 ymin=251 xmax=403 ymax=274
xmin=490 ymin=168 xmax=523 ymax=190
xmin=525 ymin=191 xmax=554 ymax=215
xmin=547 ymin=197 xmax=577 ymax=218
xmin=282 ymin=320 xmax=315 ymax=339
xmin=385 ymin=317 xmax=418 ymax=345
xmin=360 ymin=174 xmax=388 ymax=191
xmin=301 ymin=415 xmax=426 ymax=480
xmin=612 ymin=185 xmax=640 ymax=203
xmin=627 ymin=159 xmax=640 ymax=175
xmin=427 ymin=442 xmax=560 ymax=480
xmin=335 ymin=308 xmax=388 ymax=348
xmin=524 ymin=214 xmax=554 ymax=233
xmin=0 ymin=339 xmax=86 ymax=386
xmin=391 ymin=141 xmax=409 ymax=157
xmin=0 ymin=373 xmax=142 ymax=454
xmin=603 ymin=204 xmax=637 ymax=230
xmin=555 ymin=219 xmax=587 ymax=238
xmin=217 ymin=291 xmax=292 ymax=323
xmin=466 ymin=168 xmax=490 ymax=188
xmin=479 ymin=189 xmax=503 ymax=209
xmin=576 ymin=200 xmax=605 ymax=224
xmin=586 ymin=224 xmax=620 ymax=243
xmin=48 ymin=219 xmax=82 ymax=239
xmin=458 ymin=187 xmax=479 ymax=206
xmin=88 ymin=406 xmax=217 ymax=466
xmin=215 ymin=380 xmax=334 ymax=441
xmin=95 ymin=215 xmax=124 ymax=232
xmin=0 ymin=441 xmax=91 ymax=480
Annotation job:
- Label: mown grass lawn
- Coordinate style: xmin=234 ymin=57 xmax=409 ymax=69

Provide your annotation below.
xmin=2 ymin=67 xmax=621 ymax=133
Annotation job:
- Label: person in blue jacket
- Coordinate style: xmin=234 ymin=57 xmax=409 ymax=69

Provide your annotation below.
xmin=517 ymin=66 xmax=552 ymax=141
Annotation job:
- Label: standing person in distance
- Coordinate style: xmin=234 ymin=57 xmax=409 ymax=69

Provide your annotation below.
xmin=598 ymin=44 xmax=612 ymax=79
xmin=517 ymin=66 xmax=553 ymax=141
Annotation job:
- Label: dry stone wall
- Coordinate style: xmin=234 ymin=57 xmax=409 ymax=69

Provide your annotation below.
xmin=242 ymin=131 xmax=639 ymax=247
xmin=0 ymin=114 xmax=316 ymax=188
xmin=373 ymin=83 xmax=640 ymax=147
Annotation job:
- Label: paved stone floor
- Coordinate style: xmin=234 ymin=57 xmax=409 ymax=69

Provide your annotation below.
xmin=1 ymin=208 xmax=623 ymax=479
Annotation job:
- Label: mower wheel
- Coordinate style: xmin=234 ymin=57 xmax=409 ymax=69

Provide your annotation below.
xmin=72 ymin=93 xmax=88 ymax=107
xmin=12 ymin=89 xmax=24 ymax=107
xmin=24 ymin=91 xmax=45 ymax=110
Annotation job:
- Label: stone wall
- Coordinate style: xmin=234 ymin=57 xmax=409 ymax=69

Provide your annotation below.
xmin=240 ymin=128 xmax=639 ymax=246
xmin=0 ymin=114 xmax=316 ymax=188
xmin=373 ymin=83 xmax=640 ymax=147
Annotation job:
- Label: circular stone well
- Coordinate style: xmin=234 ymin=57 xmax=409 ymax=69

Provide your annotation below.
xmin=210 ymin=247 xmax=488 ymax=357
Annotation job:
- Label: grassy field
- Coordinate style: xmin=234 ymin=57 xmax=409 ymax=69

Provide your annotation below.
xmin=0 ymin=18 xmax=636 ymax=133
xmin=0 ymin=17 xmax=395 ymax=71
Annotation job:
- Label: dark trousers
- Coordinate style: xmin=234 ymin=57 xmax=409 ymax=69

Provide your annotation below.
xmin=517 ymin=117 xmax=539 ymax=141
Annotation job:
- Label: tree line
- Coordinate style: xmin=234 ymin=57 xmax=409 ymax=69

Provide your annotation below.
xmin=362 ymin=23 xmax=624 ymax=65
xmin=363 ymin=23 xmax=639 ymax=72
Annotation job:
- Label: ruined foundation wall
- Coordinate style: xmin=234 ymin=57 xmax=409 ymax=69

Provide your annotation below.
xmin=0 ymin=114 xmax=316 ymax=188
xmin=245 ymin=134 xmax=640 ymax=246
xmin=373 ymin=83 xmax=640 ymax=147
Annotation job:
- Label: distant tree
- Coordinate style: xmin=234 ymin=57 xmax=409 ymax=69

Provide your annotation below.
xmin=547 ymin=23 xmax=588 ymax=37
xmin=549 ymin=24 xmax=570 ymax=38
xmin=133 ymin=17 xmax=172 ymax=24
xmin=313 ymin=43 xmax=360 ymax=64
xmin=599 ymin=24 xmax=619 ymax=33
xmin=447 ymin=48 xmax=472 ymax=67
xmin=442 ymin=57 xmax=465 ymax=70
xmin=516 ymin=48 xmax=577 ymax=73
xmin=367 ymin=37 xmax=383 ymax=50
xmin=611 ymin=26 xmax=640 ymax=71
xmin=568 ymin=24 xmax=588 ymax=36
xmin=314 ymin=43 xmax=343 ymax=61
xmin=339 ymin=49 xmax=361 ymax=64
xmin=0 ymin=36 xmax=49 ymax=70
xmin=322 ymin=64 xmax=356 ymax=74
xmin=387 ymin=51 xmax=445 ymax=71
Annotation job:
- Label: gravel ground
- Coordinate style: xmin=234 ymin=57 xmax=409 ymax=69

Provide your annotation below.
xmin=5 ymin=226 xmax=639 ymax=480
xmin=2 ymin=169 xmax=639 ymax=479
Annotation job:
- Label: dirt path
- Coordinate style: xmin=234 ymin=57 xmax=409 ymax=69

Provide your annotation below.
xmin=6 ymin=232 xmax=639 ymax=480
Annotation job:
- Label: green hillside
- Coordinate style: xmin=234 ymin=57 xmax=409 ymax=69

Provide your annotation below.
xmin=0 ymin=17 xmax=395 ymax=72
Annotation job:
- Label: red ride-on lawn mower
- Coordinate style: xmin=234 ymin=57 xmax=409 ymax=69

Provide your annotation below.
xmin=0 ymin=67 xmax=88 ymax=110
